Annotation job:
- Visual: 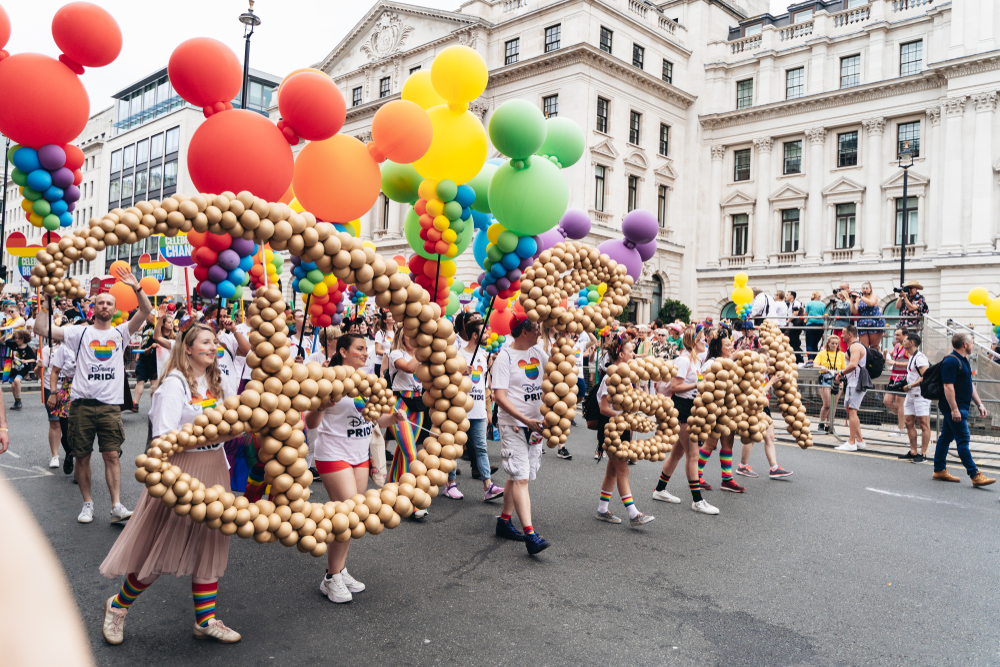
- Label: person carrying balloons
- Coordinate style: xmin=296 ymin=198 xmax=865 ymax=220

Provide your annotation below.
xmin=386 ymin=328 xmax=430 ymax=516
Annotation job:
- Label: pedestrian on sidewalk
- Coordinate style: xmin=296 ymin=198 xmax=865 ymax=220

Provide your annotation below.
xmin=34 ymin=266 xmax=152 ymax=524
xmin=882 ymin=327 xmax=910 ymax=437
xmin=898 ymin=333 xmax=931 ymax=463
xmin=835 ymin=326 xmax=870 ymax=452
xmin=813 ymin=335 xmax=845 ymax=433
xmin=932 ymin=333 xmax=994 ymax=486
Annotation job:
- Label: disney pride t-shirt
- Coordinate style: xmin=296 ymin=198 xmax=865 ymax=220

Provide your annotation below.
xmin=491 ymin=345 xmax=549 ymax=427
xmin=63 ymin=323 xmax=131 ymax=404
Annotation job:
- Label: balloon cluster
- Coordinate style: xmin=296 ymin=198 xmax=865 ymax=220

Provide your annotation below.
xmin=968 ymin=287 xmax=1000 ymax=329
xmin=537 ymin=208 xmax=593 ymax=254
xmin=408 ymin=254 xmax=456 ymax=314
xmin=189 ymin=231 xmax=255 ymax=300
xmin=307 ymin=280 xmax=345 ymax=328
xmin=596 ymin=210 xmax=659 ymax=281
xmin=730 ymin=272 xmax=752 ymax=318
xmin=483 ymin=331 xmax=505 ymax=354
xmin=480 ymin=225 xmax=538 ymax=300
xmin=576 ymin=283 xmax=606 ymax=308
xmin=290 ymin=256 xmax=333 ymax=297
xmin=249 ymin=246 xmax=282 ymax=290
xmin=9 ymin=144 xmax=83 ymax=230
xmin=347 ymin=284 xmax=366 ymax=312
xmin=414 ymin=180 xmax=474 ymax=259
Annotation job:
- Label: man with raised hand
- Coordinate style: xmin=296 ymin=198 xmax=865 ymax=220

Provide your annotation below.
xmin=35 ymin=266 xmax=153 ymax=524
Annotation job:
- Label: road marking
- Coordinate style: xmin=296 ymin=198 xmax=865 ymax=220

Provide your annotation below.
xmin=866 ymin=487 xmax=985 ymax=510
xmin=0 ymin=463 xmax=55 ymax=481
xmin=3 ymin=450 xmax=20 ymax=458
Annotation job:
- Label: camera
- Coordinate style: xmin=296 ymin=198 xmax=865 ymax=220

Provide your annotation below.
xmin=892 ymin=287 xmax=903 ymax=294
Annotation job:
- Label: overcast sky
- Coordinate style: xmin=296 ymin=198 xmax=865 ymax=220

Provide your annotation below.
xmin=4 ymin=0 xmax=788 ymax=113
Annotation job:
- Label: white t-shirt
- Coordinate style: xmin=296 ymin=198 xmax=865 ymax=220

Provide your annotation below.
xmin=365 ymin=339 xmax=377 ymax=374
xmin=314 ymin=395 xmax=373 ymax=465
xmin=389 ymin=350 xmax=421 ymax=392
xmin=459 ymin=347 xmax=487 ymax=420
xmin=595 ymin=375 xmax=615 ymax=414
xmin=63 ymin=323 xmax=131 ymax=404
xmin=749 ymin=293 xmax=773 ymax=320
xmin=51 ymin=343 xmax=77 ymax=380
xmin=374 ymin=329 xmax=394 ymax=353
xmin=772 ymin=300 xmax=788 ymax=327
xmin=156 ymin=340 xmax=174 ymax=379
xmin=491 ymin=345 xmax=549 ymax=427
xmin=574 ymin=332 xmax=589 ymax=373
xmin=234 ymin=322 xmax=254 ymax=380
xmin=673 ymin=352 xmax=699 ymax=400
xmin=906 ymin=350 xmax=929 ymax=394
xmin=305 ymin=350 xmax=328 ymax=366
xmin=151 ymin=370 xmax=225 ymax=451
xmin=215 ymin=332 xmax=241 ymax=396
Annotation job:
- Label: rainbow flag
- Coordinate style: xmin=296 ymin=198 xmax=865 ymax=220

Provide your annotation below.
xmin=192 ymin=391 xmax=217 ymax=411
xmin=1 ymin=358 xmax=10 ymax=382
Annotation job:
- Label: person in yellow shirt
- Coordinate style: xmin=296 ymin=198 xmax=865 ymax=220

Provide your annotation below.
xmin=814 ymin=335 xmax=845 ymax=434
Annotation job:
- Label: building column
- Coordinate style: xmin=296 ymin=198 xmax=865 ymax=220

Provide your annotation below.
xmin=752 ymin=137 xmax=773 ymax=265
xmin=940 ymin=96 xmax=967 ymax=254
xmin=970 ymin=92 xmax=997 ymax=253
xmin=924 ymin=106 xmax=943 ymax=253
xmin=916 ymin=193 xmax=926 ymax=253
xmin=804 ymin=127 xmax=826 ymax=263
xmin=825 ymin=203 xmax=835 ymax=255
xmin=707 ymin=146 xmax=725 ymax=267
xmin=861 ymin=117 xmax=885 ymax=261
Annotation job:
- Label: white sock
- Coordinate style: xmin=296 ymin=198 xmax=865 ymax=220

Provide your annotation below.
xmin=626 ymin=503 xmax=640 ymax=520
xmin=598 ymin=498 xmax=610 ymax=513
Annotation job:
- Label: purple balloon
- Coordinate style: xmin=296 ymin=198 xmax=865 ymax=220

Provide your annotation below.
xmin=485 ymin=284 xmax=499 ymax=297
xmin=50 ymin=167 xmax=74 ymax=189
xmin=518 ymin=256 xmax=534 ymax=270
xmin=598 ymin=238 xmax=642 ymax=281
xmin=496 ymin=277 xmax=511 ymax=291
xmin=207 ymin=265 xmax=229 ymax=283
xmin=622 ymin=209 xmax=658 ymax=245
xmin=229 ymin=236 xmax=256 ymax=257
xmin=63 ymin=184 xmax=80 ymax=203
xmin=331 ymin=314 xmax=342 ymax=325
xmin=637 ymin=239 xmax=657 ymax=262
xmin=198 ymin=281 xmax=218 ymax=299
xmin=37 ymin=145 xmax=66 ymax=171
xmin=217 ymin=249 xmax=240 ymax=271
xmin=559 ymin=208 xmax=592 ymax=240
xmin=507 ymin=268 xmax=522 ymax=282
xmin=536 ymin=228 xmax=563 ymax=254
xmin=67 ymin=202 xmax=76 ymax=212
xmin=478 ymin=272 xmax=487 ymax=285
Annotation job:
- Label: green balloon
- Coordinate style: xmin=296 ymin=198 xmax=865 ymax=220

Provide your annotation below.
xmin=22 ymin=185 xmax=42 ymax=201
xmin=233 ymin=285 xmax=244 ymax=300
xmin=443 ymin=200 xmax=463 ymax=221
xmin=272 ymin=254 xmax=284 ymax=269
xmin=486 ymin=244 xmax=503 ymax=263
xmin=298 ymin=278 xmax=315 ymax=294
xmin=538 ymin=117 xmax=585 ymax=168
xmin=42 ymin=214 xmax=61 ymax=231
xmin=488 ymin=99 xmax=546 ymax=160
xmin=6 ymin=144 xmax=19 ymax=163
xmin=488 ymin=157 xmax=568 ymax=236
xmin=445 ymin=291 xmax=460 ymax=317
xmin=436 ymin=179 xmax=458 ymax=203
xmin=496 ymin=230 xmax=519 ymax=254
xmin=404 ymin=205 xmax=475 ymax=260
xmin=450 ymin=219 xmax=465 ymax=234
xmin=11 ymin=168 xmax=26 ymax=187
xmin=306 ymin=269 xmax=324 ymax=284
xmin=451 ymin=279 xmax=465 ymax=294
xmin=467 ymin=163 xmax=497 ymax=214
xmin=381 ymin=161 xmax=421 ymax=204
xmin=32 ymin=199 xmax=52 ymax=217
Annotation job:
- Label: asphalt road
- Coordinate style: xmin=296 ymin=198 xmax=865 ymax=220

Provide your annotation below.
xmin=4 ymin=396 xmax=1000 ymax=667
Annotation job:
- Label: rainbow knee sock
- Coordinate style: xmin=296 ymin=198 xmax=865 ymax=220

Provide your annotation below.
xmin=655 ymin=472 xmax=670 ymax=492
xmin=111 ymin=573 xmax=151 ymax=610
xmin=698 ymin=447 xmax=712 ymax=477
xmin=192 ymin=581 xmax=218 ymax=627
xmin=720 ymin=450 xmax=733 ymax=481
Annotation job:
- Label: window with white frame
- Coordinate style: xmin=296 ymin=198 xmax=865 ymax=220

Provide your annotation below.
xmin=543 ymin=95 xmax=558 ymax=118
xmin=732 ymin=214 xmax=749 ymax=255
xmin=840 ymin=55 xmax=861 ymax=89
xmin=657 ymin=185 xmax=667 ymax=227
xmin=505 ymin=38 xmax=519 ymax=65
xmin=781 ymin=209 xmax=800 ymax=252
xmin=895 ymin=197 xmax=918 ymax=244
xmin=629 ymin=111 xmax=641 ymax=145
xmin=736 ymin=79 xmax=753 ymax=109
xmin=596 ymin=97 xmax=609 ymax=134
xmin=836 ymin=203 xmax=856 ymax=249
xmin=900 ymin=40 xmax=922 ymax=76
xmin=600 ymin=27 xmax=613 ymax=53
xmin=734 ymin=148 xmax=751 ymax=181
xmin=786 ymin=67 xmax=804 ymax=100
xmin=632 ymin=44 xmax=644 ymax=70
xmin=897 ymin=121 xmax=920 ymax=158
xmin=545 ymin=25 xmax=561 ymax=52
xmin=783 ymin=141 xmax=802 ymax=175
xmin=627 ymin=175 xmax=639 ymax=212
xmin=594 ymin=165 xmax=606 ymax=211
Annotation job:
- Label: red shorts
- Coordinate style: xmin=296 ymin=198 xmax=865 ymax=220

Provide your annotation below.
xmin=315 ymin=460 xmax=369 ymax=474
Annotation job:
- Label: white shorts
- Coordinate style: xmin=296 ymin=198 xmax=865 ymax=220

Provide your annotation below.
xmin=844 ymin=385 xmax=867 ymax=411
xmin=904 ymin=392 xmax=931 ymax=417
xmin=498 ymin=424 xmax=542 ymax=481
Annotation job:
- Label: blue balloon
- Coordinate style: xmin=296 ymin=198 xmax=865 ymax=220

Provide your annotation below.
xmin=302 ymin=261 xmax=317 ymax=272
xmin=59 ymin=212 xmax=73 ymax=227
xmin=239 ymin=254 xmax=254 ymax=271
xmin=490 ymin=263 xmax=506 ymax=278
xmin=515 ymin=235 xmax=538 ymax=259
xmin=216 ymin=280 xmax=237 ymax=299
xmin=292 ymin=278 xmax=300 ymax=292
xmin=43 ymin=186 xmax=64 ymax=202
xmin=454 ymin=184 xmax=476 ymax=208
xmin=486 ymin=157 xmax=506 ymax=167
xmin=49 ymin=200 xmax=68 ymax=215
xmin=501 ymin=252 xmax=520 ymax=270
xmin=472 ymin=228 xmax=489 ymax=270
xmin=26 ymin=169 xmax=52 ymax=192
xmin=471 ymin=210 xmax=492 ymax=231
xmin=11 ymin=147 xmax=40 ymax=173
xmin=227 ymin=268 xmax=246 ymax=285
xmin=460 ymin=207 xmax=471 ymax=221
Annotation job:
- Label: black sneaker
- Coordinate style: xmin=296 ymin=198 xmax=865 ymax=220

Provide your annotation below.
xmin=897 ymin=452 xmax=916 ymax=460
xmin=63 ymin=455 xmax=74 ymax=475
xmin=495 ymin=517 xmax=525 ymax=542
xmin=556 ymin=447 xmax=572 ymax=460
xmin=525 ymin=532 xmax=550 ymax=555
xmin=913 ymin=454 xmax=926 ymax=463
xmin=11 ymin=398 xmax=21 ymax=410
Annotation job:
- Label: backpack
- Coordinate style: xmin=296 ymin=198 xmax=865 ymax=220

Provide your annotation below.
xmin=865 ymin=345 xmax=885 ymax=380
xmin=919 ymin=354 xmax=952 ymax=401
xmin=583 ymin=380 xmax=602 ymax=430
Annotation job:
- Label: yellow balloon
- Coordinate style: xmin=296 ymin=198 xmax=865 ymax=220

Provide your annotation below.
xmin=323 ymin=274 xmax=338 ymax=287
xmin=401 ymin=71 xmax=447 ymax=111
xmin=969 ymin=287 xmax=990 ymax=307
xmin=441 ymin=260 xmax=457 ymax=277
xmin=442 ymin=229 xmax=457 ymax=243
xmin=734 ymin=272 xmax=749 ymax=288
xmin=412 ymin=105 xmax=487 ymax=184
xmin=987 ymin=298 xmax=1000 ymax=325
xmin=312 ymin=282 xmax=328 ymax=298
xmin=417 ymin=179 xmax=438 ymax=201
xmin=430 ymin=45 xmax=488 ymax=106
xmin=486 ymin=223 xmax=506 ymax=243
xmin=732 ymin=286 xmax=754 ymax=306
xmin=346 ymin=219 xmax=361 ymax=237
xmin=433 ymin=215 xmax=450 ymax=231
xmin=362 ymin=241 xmax=376 ymax=251
xmin=289 ymin=197 xmax=305 ymax=213
xmin=425 ymin=199 xmax=444 ymax=217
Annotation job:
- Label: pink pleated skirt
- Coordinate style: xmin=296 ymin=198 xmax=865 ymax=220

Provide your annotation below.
xmin=100 ymin=449 xmax=231 ymax=581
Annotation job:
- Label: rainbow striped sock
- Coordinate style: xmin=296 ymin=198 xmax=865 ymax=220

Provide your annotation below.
xmin=192 ymin=581 xmax=218 ymax=627
xmin=698 ymin=447 xmax=712 ymax=477
xmin=720 ymin=450 xmax=733 ymax=481
xmin=622 ymin=494 xmax=639 ymax=519
xmin=689 ymin=479 xmax=703 ymax=502
xmin=598 ymin=489 xmax=612 ymax=513
xmin=500 ymin=512 xmax=512 ymax=522
xmin=111 ymin=573 xmax=151 ymax=610
xmin=523 ymin=524 xmax=535 ymax=535
xmin=655 ymin=472 xmax=670 ymax=492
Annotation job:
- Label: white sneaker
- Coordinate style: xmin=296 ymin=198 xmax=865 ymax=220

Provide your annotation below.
xmin=411 ymin=509 xmax=428 ymax=520
xmin=49 ymin=455 xmax=60 ymax=468
xmin=652 ymin=489 xmax=682 ymax=504
xmin=339 ymin=568 xmax=366 ymax=593
xmin=110 ymin=504 xmax=133 ymax=523
xmin=855 ymin=441 xmax=866 ymax=450
xmin=691 ymin=500 xmax=720 ymax=515
xmin=834 ymin=443 xmax=858 ymax=452
xmin=192 ymin=618 xmax=241 ymax=643
xmin=102 ymin=596 xmax=127 ymax=645
xmin=320 ymin=574 xmax=352 ymax=603
xmin=78 ymin=502 xmax=94 ymax=523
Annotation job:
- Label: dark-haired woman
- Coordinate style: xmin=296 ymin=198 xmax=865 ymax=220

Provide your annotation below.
xmin=373 ymin=310 xmax=395 ymax=377
xmin=596 ymin=336 xmax=654 ymax=526
xmin=455 ymin=312 xmax=504 ymax=501
xmin=306 ymin=333 xmax=406 ymax=604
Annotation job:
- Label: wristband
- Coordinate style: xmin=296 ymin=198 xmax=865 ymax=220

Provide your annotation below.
xmin=0 ymin=427 xmax=8 ymax=431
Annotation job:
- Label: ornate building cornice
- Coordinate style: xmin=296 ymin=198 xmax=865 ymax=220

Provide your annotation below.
xmin=925 ymin=106 xmax=941 ymax=126
xmin=700 ymin=71 xmax=944 ymax=130
xmin=861 ymin=117 xmax=886 ymax=136
xmin=943 ymin=96 xmax=967 ymax=117
xmin=929 ymin=54 xmax=1000 ymax=80
xmin=973 ymin=91 xmax=998 ymax=113
xmin=805 ymin=127 xmax=827 ymax=144
xmin=752 ymin=136 xmax=773 ymax=154
xmin=489 ymin=43 xmax=697 ymax=109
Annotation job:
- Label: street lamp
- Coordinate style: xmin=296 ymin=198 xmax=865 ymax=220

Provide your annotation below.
xmin=896 ymin=139 xmax=914 ymax=289
xmin=238 ymin=1 xmax=261 ymax=110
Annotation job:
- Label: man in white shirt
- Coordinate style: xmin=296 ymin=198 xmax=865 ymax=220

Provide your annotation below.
xmin=490 ymin=314 xmax=550 ymax=556
xmin=772 ymin=291 xmax=788 ymax=327
xmin=899 ymin=333 xmax=932 ymax=463
xmin=749 ymin=288 xmax=773 ymax=327
xmin=35 ymin=267 xmax=153 ymax=524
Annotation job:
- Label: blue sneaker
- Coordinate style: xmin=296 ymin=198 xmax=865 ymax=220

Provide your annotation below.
xmin=495 ymin=517 xmax=525 ymax=541
xmin=524 ymin=532 xmax=550 ymax=555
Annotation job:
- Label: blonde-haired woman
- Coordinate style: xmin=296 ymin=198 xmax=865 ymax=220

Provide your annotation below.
xmin=99 ymin=323 xmax=240 ymax=646
xmin=814 ymin=335 xmax=845 ymax=434
xmin=652 ymin=327 xmax=719 ymax=515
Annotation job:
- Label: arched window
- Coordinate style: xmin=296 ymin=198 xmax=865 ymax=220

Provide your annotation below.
xmin=652 ymin=275 xmax=663 ymax=319
xmin=721 ymin=301 xmax=738 ymax=319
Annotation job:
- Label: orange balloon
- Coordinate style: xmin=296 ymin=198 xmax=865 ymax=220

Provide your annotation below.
xmin=293 ymin=134 xmax=380 ymax=224
xmin=109 ymin=260 xmax=131 ymax=279
xmin=489 ymin=309 xmax=514 ymax=336
xmin=371 ymin=100 xmax=432 ymax=164
xmin=277 ymin=72 xmax=345 ymax=141
xmin=278 ymin=67 xmax=328 ymax=92
xmin=278 ymin=183 xmax=294 ymax=205
xmin=168 ymin=37 xmax=242 ymax=108
xmin=139 ymin=276 xmax=160 ymax=296
xmin=0 ymin=4 xmax=11 ymax=51
xmin=0 ymin=53 xmax=89 ymax=147
xmin=108 ymin=281 xmax=138 ymax=313
xmin=52 ymin=2 xmax=122 ymax=68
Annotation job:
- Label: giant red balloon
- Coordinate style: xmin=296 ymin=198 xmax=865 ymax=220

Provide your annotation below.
xmin=0 ymin=4 xmax=10 ymax=51
xmin=187 ymin=110 xmax=293 ymax=203
xmin=294 ymin=134 xmax=380 ymax=224
xmin=278 ymin=72 xmax=345 ymax=141
xmin=0 ymin=53 xmax=89 ymax=147
xmin=168 ymin=37 xmax=242 ymax=108
xmin=52 ymin=2 xmax=122 ymax=67
xmin=490 ymin=309 xmax=514 ymax=336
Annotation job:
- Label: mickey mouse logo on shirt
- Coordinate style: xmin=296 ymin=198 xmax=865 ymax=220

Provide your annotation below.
xmin=192 ymin=392 xmax=217 ymax=411
xmin=471 ymin=365 xmax=483 ymax=382
xmin=353 ymin=396 xmax=366 ymax=411
xmin=89 ymin=339 xmax=117 ymax=360
xmin=518 ymin=358 xmax=540 ymax=379
xmin=216 ymin=346 xmax=226 ymax=359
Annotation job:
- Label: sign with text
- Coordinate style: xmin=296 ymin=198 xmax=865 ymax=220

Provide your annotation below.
xmin=158 ymin=233 xmax=194 ymax=267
